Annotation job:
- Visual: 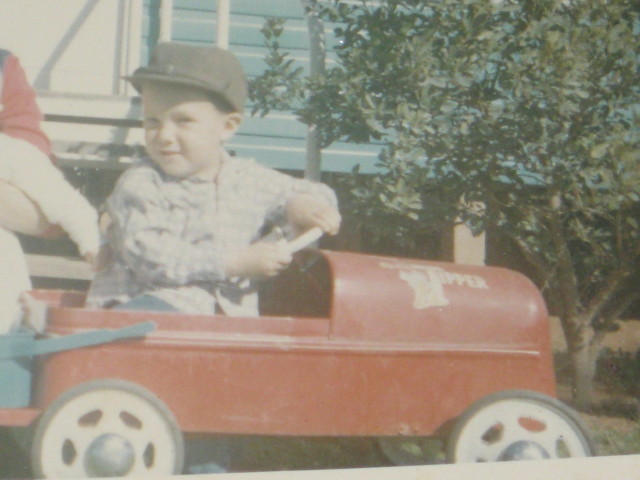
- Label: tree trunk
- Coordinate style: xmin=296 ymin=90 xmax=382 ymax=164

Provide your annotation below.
xmin=569 ymin=343 xmax=596 ymax=409
xmin=563 ymin=318 xmax=599 ymax=409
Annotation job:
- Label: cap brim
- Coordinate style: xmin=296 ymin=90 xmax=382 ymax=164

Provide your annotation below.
xmin=123 ymin=72 xmax=243 ymax=113
xmin=124 ymin=72 xmax=211 ymax=94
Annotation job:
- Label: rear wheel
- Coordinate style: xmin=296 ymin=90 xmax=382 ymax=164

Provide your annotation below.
xmin=31 ymin=379 xmax=184 ymax=478
xmin=446 ymin=390 xmax=595 ymax=463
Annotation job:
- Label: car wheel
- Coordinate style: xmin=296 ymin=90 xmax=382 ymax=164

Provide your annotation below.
xmin=446 ymin=389 xmax=595 ymax=463
xmin=31 ymin=379 xmax=184 ymax=478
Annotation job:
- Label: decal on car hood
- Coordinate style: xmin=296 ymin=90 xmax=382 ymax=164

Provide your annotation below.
xmin=380 ymin=261 xmax=489 ymax=310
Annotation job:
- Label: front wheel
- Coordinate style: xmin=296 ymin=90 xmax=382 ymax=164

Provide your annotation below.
xmin=31 ymin=379 xmax=184 ymax=478
xmin=446 ymin=390 xmax=595 ymax=463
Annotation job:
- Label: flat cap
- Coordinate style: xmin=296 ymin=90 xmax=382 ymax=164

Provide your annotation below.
xmin=125 ymin=42 xmax=247 ymax=113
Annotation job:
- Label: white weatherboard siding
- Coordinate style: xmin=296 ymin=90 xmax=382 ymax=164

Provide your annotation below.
xmin=0 ymin=0 xmax=142 ymax=96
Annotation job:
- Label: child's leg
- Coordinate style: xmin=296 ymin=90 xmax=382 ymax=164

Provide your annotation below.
xmin=0 ymin=228 xmax=32 ymax=334
xmin=111 ymin=295 xmax=177 ymax=312
xmin=19 ymin=292 xmax=48 ymax=333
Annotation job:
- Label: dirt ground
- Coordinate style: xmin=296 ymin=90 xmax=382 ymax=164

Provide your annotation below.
xmin=0 ymin=430 xmax=389 ymax=478
xmin=554 ymin=319 xmax=640 ymax=446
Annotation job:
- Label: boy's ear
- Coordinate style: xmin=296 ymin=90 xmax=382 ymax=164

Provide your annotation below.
xmin=221 ymin=113 xmax=242 ymax=141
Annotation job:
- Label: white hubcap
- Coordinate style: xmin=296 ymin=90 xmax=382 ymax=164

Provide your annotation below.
xmin=453 ymin=398 xmax=590 ymax=462
xmin=38 ymin=389 xmax=179 ymax=477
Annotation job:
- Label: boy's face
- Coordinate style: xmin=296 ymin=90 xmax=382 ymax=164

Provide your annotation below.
xmin=141 ymin=82 xmax=241 ymax=180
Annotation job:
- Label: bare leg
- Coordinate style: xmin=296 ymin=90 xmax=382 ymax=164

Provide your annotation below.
xmin=19 ymin=292 xmax=48 ymax=333
xmin=0 ymin=228 xmax=31 ymax=334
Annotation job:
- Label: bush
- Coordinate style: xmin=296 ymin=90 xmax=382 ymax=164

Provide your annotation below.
xmin=596 ymin=348 xmax=640 ymax=398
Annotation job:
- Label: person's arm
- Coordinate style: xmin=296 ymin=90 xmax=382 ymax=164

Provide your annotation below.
xmin=0 ymin=181 xmax=51 ymax=235
xmin=0 ymin=52 xmax=57 ymax=236
xmin=285 ymin=193 xmax=341 ymax=236
xmin=221 ymin=165 xmax=340 ymax=279
xmin=0 ymin=134 xmax=99 ymax=256
xmin=265 ymin=169 xmax=341 ymax=236
xmin=0 ymin=53 xmax=52 ymax=157
xmin=224 ymin=240 xmax=292 ymax=279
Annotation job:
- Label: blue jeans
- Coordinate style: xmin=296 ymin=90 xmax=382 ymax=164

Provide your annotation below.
xmin=111 ymin=295 xmax=177 ymax=312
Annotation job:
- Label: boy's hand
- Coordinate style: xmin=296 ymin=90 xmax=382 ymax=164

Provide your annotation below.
xmin=84 ymin=251 xmax=98 ymax=270
xmin=286 ymin=194 xmax=341 ymax=236
xmin=225 ymin=240 xmax=293 ymax=279
xmin=85 ymin=212 xmax=113 ymax=272
xmin=85 ymin=247 xmax=111 ymax=272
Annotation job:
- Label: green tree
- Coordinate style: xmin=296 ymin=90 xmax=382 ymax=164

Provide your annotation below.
xmin=250 ymin=0 xmax=640 ymax=407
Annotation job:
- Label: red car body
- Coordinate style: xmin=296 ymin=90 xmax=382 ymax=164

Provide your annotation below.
xmin=0 ymin=249 xmax=556 ymax=438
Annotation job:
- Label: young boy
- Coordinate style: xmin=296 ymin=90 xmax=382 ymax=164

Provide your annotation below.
xmin=86 ymin=42 xmax=340 ymax=316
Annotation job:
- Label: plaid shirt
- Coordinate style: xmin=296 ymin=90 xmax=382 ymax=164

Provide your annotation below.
xmin=86 ymin=152 xmax=337 ymax=315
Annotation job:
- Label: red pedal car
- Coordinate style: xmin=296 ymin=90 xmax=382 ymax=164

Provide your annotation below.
xmin=0 ymin=231 xmax=594 ymax=477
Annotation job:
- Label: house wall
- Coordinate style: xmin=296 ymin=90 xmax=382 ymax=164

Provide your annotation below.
xmin=1 ymin=0 xmax=484 ymax=264
xmin=0 ymin=0 xmax=342 ymax=92
xmin=157 ymin=0 xmax=382 ymax=173
xmin=0 ymin=0 xmax=142 ymax=96
xmin=0 ymin=0 xmax=381 ymax=173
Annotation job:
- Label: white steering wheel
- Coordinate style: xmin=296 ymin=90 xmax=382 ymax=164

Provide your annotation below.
xmin=284 ymin=227 xmax=324 ymax=255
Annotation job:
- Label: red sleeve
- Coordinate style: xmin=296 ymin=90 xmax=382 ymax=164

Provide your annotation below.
xmin=0 ymin=54 xmax=53 ymax=157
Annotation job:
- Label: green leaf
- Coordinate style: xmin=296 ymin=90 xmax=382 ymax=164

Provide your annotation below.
xmin=590 ymin=143 xmax=609 ymax=159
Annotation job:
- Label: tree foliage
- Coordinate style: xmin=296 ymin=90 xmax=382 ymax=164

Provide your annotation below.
xmin=250 ymin=0 xmax=640 ymax=404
